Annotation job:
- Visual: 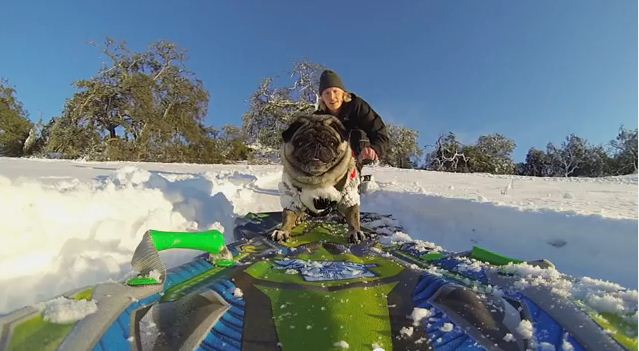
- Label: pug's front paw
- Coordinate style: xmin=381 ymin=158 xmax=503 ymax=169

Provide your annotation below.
xmin=271 ymin=229 xmax=291 ymax=242
xmin=348 ymin=230 xmax=368 ymax=244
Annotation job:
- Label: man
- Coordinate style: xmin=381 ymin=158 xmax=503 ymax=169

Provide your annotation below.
xmin=314 ymin=70 xmax=389 ymax=167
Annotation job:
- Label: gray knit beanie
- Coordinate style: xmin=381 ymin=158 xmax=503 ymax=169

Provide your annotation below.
xmin=319 ymin=70 xmax=345 ymax=94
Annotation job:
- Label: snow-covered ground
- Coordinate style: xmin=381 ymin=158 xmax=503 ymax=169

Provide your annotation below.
xmin=0 ymin=157 xmax=636 ymax=314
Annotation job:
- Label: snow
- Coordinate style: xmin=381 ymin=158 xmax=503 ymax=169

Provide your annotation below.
xmin=440 ymin=322 xmax=454 ymax=332
xmin=378 ymin=231 xmax=413 ymax=246
xmin=409 ymin=307 xmax=432 ymax=326
xmin=333 ymin=340 xmax=349 ymax=349
xmin=516 ymin=319 xmax=534 ymax=339
xmin=501 ymin=262 xmax=637 ymax=318
xmin=0 ymin=157 xmax=636 ymax=314
xmin=503 ymin=333 xmax=515 ymax=342
xmin=457 ymin=259 xmax=484 ymax=273
xmin=399 ymin=326 xmax=414 ymax=337
xmin=40 ymin=296 xmax=98 ymax=324
xmin=147 ymin=269 xmax=162 ymax=282
xmin=561 ymin=334 xmax=575 ymax=351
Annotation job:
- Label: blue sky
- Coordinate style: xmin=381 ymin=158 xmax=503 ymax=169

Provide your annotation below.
xmin=1 ymin=0 xmax=636 ymax=161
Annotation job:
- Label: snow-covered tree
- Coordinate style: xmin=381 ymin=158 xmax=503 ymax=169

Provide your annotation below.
xmin=0 ymin=80 xmax=32 ymax=157
xmin=47 ymin=38 xmax=212 ymax=162
xmin=464 ymin=134 xmax=516 ymax=174
xmin=219 ymin=125 xmax=251 ymax=161
xmin=382 ymin=124 xmax=422 ymax=168
xmin=242 ymin=61 xmax=326 ymax=149
xmin=610 ymin=126 xmax=638 ymax=174
xmin=520 ymin=148 xmax=551 ymax=176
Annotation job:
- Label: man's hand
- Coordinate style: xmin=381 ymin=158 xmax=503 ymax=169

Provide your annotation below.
xmin=358 ymin=147 xmax=378 ymax=163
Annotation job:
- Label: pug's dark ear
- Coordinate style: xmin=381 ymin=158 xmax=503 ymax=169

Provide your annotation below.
xmin=282 ymin=120 xmax=305 ymax=143
xmin=329 ymin=120 xmax=348 ymax=141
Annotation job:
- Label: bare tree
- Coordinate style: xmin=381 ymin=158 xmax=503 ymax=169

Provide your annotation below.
xmin=426 ymin=132 xmax=468 ymax=172
xmin=546 ymin=135 xmax=594 ymax=177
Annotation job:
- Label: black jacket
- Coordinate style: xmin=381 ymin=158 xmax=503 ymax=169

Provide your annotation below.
xmin=314 ymin=93 xmax=389 ymax=157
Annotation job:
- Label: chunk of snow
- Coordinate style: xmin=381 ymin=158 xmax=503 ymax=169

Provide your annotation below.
xmin=378 ymin=231 xmax=413 ymax=246
xmin=399 ymin=326 xmax=414 ymax=337
xmin=516 ymin=319 xmax=534 ymax=339
xmin=113 ymin=166 xmax=151 ymax=187
xmin=440 ymin=322 xmax=454 ymax=332
xmin=362 ymin=179 xmax=379 ymax=192
xmin=539 ymin=341 xmax=556 ymax=351
xmin=578 ymin=276 xmax=625 ymax=292
xmin=457 ymin=260 xmax=483 ymax=273
xmin=584 ymin=294 xmax=624 ymax=314
xmin=415 ymin=337 xmax=427 ymax=344
xmin=561 ymin=334 xmax=575 ymax=351
xmin=333 ymin=340 xmax=349 ymax=349
xmin=147 ymin=269 xmax=162 ymax=281
xmin=413 ymin=240 xmax=443 ymax=252
xmin=503 ymin=333 xmax=515 ymax=342
xmin=409 ymin=307 xmax=432 ymax=326
xmin=41 ymin=296 xmax=97 ymax=324
xmin=233 ymin=288 xmax=243 ymax=298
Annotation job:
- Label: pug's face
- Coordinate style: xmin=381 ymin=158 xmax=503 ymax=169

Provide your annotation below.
xmin=282 ymin=115 xmax=349 ymax=175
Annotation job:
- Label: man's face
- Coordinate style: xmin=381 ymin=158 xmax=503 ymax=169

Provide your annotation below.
xmin=321 ymin=87 xmax=345 ymax=113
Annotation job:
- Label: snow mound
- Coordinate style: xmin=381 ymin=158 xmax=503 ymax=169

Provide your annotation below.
xmin=41 ymin=296 xmax=98 ymax=324
xmin=501 ymin=262 xmax=637 ymax=319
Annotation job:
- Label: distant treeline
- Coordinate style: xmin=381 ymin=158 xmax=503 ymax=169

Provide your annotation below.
xmin=423 ymin=130 xmax=636 ymax=177
xmin=0 ymin=39 xmax=636 ymax=177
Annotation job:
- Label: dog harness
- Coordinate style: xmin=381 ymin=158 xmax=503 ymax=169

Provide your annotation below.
xmin=279 ymin=168 xmax=360 ymax=214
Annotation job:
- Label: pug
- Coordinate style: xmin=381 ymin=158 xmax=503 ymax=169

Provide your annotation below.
xmin=271 ymin=114 xmax=368 ymax=244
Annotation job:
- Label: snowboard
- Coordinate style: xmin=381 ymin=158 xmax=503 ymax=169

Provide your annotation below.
xmin=0 ymin=211 xmax=635 ymax=351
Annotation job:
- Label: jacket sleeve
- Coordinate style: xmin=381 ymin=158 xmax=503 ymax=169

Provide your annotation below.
xmin=354 ymin=98 xmax=389 ymax=157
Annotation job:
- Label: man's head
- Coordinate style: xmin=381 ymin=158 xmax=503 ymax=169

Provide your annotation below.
xmin=319 ymin=70 xmax=347 ymax=114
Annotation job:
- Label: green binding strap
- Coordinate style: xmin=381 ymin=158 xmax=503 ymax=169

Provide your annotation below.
xmin=127 ymin=277 xmax=161 ymax=286
xmin=470 ymin=246 xmax=523 ymax=266
xmin=149 ymin=229 xmax=226 ymax=254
